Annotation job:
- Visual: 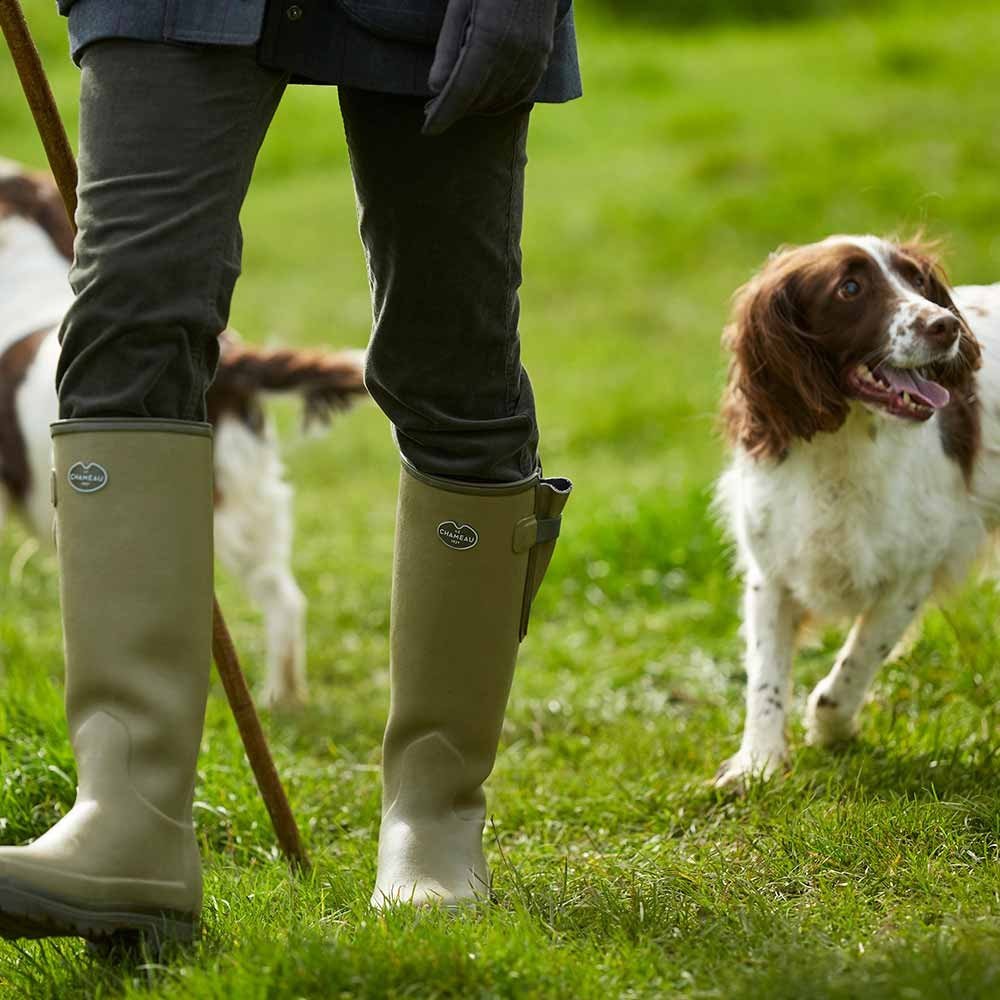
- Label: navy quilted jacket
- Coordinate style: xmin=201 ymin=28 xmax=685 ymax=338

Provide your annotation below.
xmin=58 ymin=0 xmax=582 ymax=102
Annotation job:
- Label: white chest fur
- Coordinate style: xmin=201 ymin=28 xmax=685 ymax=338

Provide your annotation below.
xmin=718 ymin=406 xmax=980 ymax=619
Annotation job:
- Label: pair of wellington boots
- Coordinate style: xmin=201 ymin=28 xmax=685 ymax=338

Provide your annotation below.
xmin=0 ymin=419 xmax=570 ymax=943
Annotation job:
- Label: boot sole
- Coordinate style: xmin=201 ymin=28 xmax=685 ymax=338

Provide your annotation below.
xmin=0 ymin=877 xmax=196 ymax=947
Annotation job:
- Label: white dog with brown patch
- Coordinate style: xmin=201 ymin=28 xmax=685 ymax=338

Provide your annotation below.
xmin=715 ymin=235 xmax=1000 ymax=786
xmin=0 ymin=159 xmax=368 ymax=707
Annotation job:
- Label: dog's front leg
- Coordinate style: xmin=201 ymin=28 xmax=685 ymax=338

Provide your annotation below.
xmin=715 ymin=576 xmax=801 ymax=788
xmin=805 ymin=577 xmax=932 ymax=747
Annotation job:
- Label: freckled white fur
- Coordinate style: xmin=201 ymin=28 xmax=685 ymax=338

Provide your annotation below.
xmin=1 ymin=205 xmax=310 ymax=708
xmin=715 ymin=236 xmax=1000 ymax=786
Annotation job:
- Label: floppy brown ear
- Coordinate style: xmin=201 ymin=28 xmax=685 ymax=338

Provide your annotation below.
xmin=721 ymin=254 xmax=848 ymax=461
xmin=899 ymin=238 xmax=982 ymax=375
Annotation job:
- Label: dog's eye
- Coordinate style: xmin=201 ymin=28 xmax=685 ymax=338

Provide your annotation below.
xmin=838 ymin=279 xmax=862 ymax=299
xmin=912 ymin=272 xmax=926 ymax=290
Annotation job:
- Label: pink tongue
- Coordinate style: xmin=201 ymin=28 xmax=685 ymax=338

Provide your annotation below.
xmin=876 ymin=365 xmax=950 ymax=409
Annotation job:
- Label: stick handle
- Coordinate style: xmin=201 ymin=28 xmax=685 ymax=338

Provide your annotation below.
xmin=212 ymin=599 xmax=309 ymax=868
xmin=0 ymin=0 xmax=78 ymax=228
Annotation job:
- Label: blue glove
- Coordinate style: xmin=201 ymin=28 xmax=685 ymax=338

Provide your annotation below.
xmin=423 ymin=0 xmax=560 ymax=136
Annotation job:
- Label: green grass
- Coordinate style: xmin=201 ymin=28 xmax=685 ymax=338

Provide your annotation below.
xmin=3 ymin=1 xmax=1000 ymax=996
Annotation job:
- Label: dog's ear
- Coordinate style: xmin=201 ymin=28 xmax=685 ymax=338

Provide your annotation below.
xmin=898 ymin=237 xmax=958 ymax=310
xmin=899 ymin=237 xmax=982 ymax=376
xmin=721 ymin=250 xmax=848 ymax=461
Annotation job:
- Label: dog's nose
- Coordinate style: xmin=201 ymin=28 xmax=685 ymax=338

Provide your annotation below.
xmin=921 ymin=314 xmax=960 ymax=346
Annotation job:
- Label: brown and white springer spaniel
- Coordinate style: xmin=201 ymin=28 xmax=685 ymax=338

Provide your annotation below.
xmin=0 ymin=159 xmax=368 ymax=707
xmin=715 ymin=234 xmax=999 ymax=786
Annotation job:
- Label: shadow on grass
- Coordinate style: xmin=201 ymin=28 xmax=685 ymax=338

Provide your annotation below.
xmin=794 ymin=739 xmax=1000 ymax=806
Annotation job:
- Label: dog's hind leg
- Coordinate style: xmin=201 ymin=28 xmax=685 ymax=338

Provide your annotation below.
xmin=213 ymin=415 xmax=308 ymax=708
xmin=715 ymin=575 xmax=803 ymax=788
xmin=805 ymin=576 xmax=933 ymax=747
xmin=244 ymin=561 xmax=308 ymax=709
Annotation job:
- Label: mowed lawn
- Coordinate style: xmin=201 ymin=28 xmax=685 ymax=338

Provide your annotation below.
xmin=3 ymin=2 xmax=1000 ymax=996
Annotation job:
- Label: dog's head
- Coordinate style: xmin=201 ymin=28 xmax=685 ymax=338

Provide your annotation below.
xmin=721 ymin=235 xmax=981 ymax=460
xmin=0 ymin=157 xmax=74 ymax=260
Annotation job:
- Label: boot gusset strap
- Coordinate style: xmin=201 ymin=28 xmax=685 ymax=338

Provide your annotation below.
xmin=518 ymin=475 xmax=573 ymax=640
xmin=511 ymin=475 xmax=573 ymax=552
xmin=512 ymin=512 xmax=562 ymax=553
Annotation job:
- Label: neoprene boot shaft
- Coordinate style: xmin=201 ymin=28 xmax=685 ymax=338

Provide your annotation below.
xmin=372 ymin=461 xmax=570 ymax=906
xmin=0 ymin=420 xmax=213 ymax=943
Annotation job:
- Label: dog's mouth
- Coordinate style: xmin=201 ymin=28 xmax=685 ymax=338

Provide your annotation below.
xmin=845 ymin=362 xmax=951 ymax=422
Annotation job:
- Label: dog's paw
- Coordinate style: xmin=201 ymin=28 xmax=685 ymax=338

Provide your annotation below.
xmin=260 ymin=677 xmax=310 ymax=711
xmin=805 ymin=683 xmax=858 ymax=747
xmin=713 ymin=746 xmax=786 ymax=790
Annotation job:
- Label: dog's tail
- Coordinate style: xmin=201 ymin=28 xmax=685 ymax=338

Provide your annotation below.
xmin=208 ymin=336 xmax=368 ymax=429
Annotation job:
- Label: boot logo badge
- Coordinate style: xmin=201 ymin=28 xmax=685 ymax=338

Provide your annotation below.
xmin=438 ymin=521 xmax=478 ymax=551
xmin=67 ymin=462 xmax=108 ymax=494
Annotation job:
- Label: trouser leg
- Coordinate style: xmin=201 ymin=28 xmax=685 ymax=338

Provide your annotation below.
xmin=57 ymin=40 xmax=288 ymax=420
xmin=338 ymin=87 xmax=538 ymax=484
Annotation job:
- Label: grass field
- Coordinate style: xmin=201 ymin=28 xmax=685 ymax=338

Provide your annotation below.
xmin=3 ymin=1 xmax=1000 ymax=996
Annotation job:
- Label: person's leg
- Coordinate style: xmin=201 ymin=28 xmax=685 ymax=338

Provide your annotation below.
xmin=58 ymin=41 xmax=286 ymax=421
xmin=339 ymin=89 xmax=570 ymax=907
xmin=0 ymin=40 xmax=287 ymax=947
xmin=340 ymin=88 xmax=538 ymax=484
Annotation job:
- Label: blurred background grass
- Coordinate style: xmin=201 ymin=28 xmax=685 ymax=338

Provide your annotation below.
xmin=593 ymin=0 xmax=891 ymax=25
xmin=3 ymin=1 xmax=1000 ymax=997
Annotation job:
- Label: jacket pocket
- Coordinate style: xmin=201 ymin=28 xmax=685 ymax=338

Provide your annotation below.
xmin=337 ymin=0 xmax=446 ymax=45
xmin=336 ymin=0 xmax=572 ymax=48
xmin=163 ymin=0 xmax=266 ymax=45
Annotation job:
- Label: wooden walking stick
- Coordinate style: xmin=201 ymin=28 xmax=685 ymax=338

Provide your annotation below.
xmin=1 ymin=0 xmax=309 ymax=870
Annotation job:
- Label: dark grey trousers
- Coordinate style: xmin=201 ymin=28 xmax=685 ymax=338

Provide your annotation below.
xmin=57 ymin=41 xmax=539 ymax=482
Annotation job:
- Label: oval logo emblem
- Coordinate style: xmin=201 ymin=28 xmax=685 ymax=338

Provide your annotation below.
xmin=68 ymin=462 xmax=108 ymax=494
xmin=438 ymin=521 xmax=478 ymax=551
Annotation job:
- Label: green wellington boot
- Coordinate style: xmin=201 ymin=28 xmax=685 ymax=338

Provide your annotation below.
xmin=0 ymin=419 xmax=213 ymax=946
xmin=371 ymin=461 xmax=571 ymax=908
